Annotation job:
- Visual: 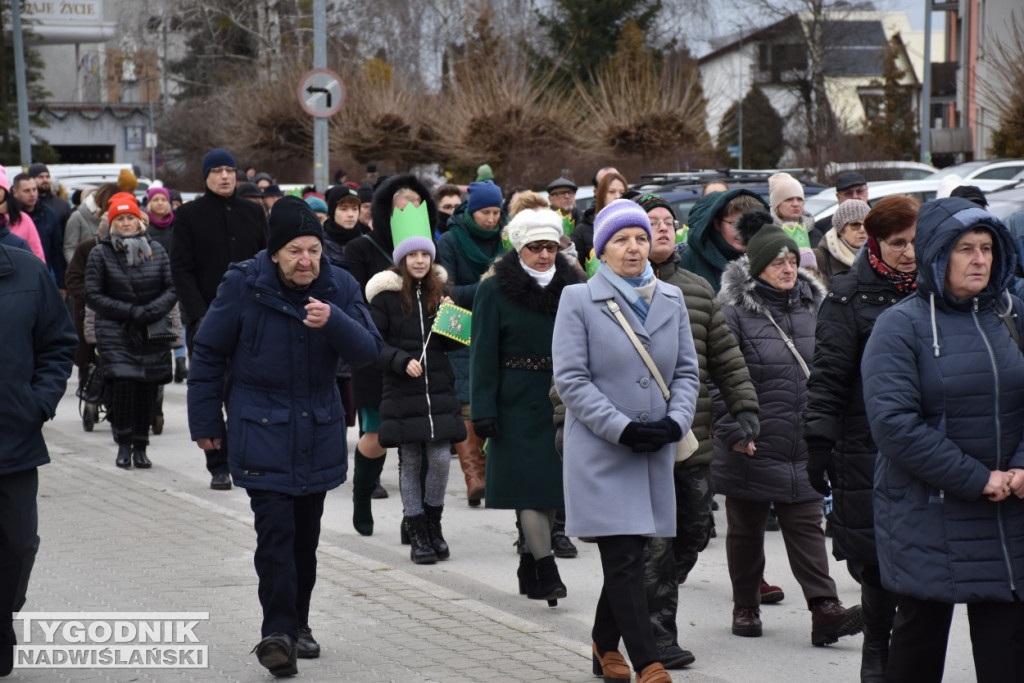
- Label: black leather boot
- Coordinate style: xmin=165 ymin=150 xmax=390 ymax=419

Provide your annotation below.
xmin=115 ymin=443 xmax=132 ymax=468
xmin=405 ymin=514 xmax=437 ymax=564
xmin=531 ymin=555 xmax=567 ymax=606
xmin=551 ymin=508 xmax=578 ymax=558
xmin=423 ymin=503 xmax=450 ymax=560
xmin=352 ymin=449 xmax=385 ymax=536
xmin=132 ymin=443 xmax=152 ymax=469
xmin=860 ymin=583 xmax=899 ymax=682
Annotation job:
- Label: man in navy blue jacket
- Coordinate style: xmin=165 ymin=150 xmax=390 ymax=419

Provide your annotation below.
xmin=0 ymin=244 xmax=76 ymax=677
xmin=186 ymin=197 xmax=382 ymax=677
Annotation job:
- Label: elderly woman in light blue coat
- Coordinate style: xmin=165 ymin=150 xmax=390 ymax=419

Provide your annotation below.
xmin=553 ymin=199 xmax=699 ymax=683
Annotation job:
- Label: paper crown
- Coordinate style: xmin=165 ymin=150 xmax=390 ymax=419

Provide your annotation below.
xmin=391 ymin=201 xmax=432 ymax=244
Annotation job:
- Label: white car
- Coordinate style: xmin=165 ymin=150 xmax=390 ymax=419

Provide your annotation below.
xmin=927 ymin=159 xmax=1024 ymax=183
xmin=806 ymin=178 xmax=1015 ymax=225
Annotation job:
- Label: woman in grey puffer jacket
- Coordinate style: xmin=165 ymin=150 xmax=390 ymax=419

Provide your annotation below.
xmin=712 ymin=220 xmax=862 ymax=647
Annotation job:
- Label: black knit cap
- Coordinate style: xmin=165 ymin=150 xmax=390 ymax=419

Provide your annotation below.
xmin=268 ymin=196 xmax=324 ymax=255
xmin=632 ymin=193 xmax=676 ymax=219
xmin=747 ymin=225 xmax=799 ymax=278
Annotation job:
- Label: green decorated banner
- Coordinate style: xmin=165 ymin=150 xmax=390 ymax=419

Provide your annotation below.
xmin=433 ymin=301 xmax=472 ymax=345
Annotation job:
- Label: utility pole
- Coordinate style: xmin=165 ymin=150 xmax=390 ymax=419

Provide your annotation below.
xmin=11 ymin=0 xmax=32 ymax=166
xmin=313 ymin=0 xmax=328 ymax=192
xmin=920 ymin=1 xmax=932 ymax=164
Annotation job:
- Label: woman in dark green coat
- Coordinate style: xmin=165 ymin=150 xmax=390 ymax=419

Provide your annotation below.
xmin=470 ymin=208 xmax=581 ymax=606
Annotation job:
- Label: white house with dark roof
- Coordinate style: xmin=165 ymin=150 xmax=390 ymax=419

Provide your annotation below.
xmin=698 ymin=10 xmax=923 ymax=166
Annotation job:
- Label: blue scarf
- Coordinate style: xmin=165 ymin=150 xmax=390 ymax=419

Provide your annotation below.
xmin=598 ymin=261 xmax=655 ymax=324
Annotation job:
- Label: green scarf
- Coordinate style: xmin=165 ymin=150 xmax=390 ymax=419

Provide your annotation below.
xmin=450 ymin=214 xmax=504 ymax=278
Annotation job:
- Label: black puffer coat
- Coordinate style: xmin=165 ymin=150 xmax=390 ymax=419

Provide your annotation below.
xmin=346 ymin=174 xmax=437 ymax=411
xmin=85 ymin=237 xmax=177 ymax=383
xmin=711 ymin=257 xmax=825 ymax=503
xmin=366 ymin=266 xmax=466 ymax=448
xmin=655 ymin=253 xmax=758 ymax=466
xmin=804 ymin=255 xmax=909 ymax=563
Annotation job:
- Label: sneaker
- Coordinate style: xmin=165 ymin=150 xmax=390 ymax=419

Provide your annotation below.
xmin=253 ymin=632 xmax=297 ymax=676
xmin=760 ymin=579 xmax=785 ymax=604
xmin=811 ymin=598 xmax=863 ymax=646
xmin=732 ymin=606 xmax=762 ymax=637
xmin=296 ymin=625 xmax=320 ymax=659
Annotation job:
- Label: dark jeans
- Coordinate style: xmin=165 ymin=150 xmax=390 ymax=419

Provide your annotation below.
xmin=0 ymin=469 xmax=39 ymax=647
xmin=247 ymin=489 xmax=327 ymax=639
xmin=887 ymin=594 xmax=1024 ymax=683
xmin=594 ymin=535 xmax=660 ymax=672
xmin=725 ymin=497 xmax=836 ymax=608
xmin=672 ymin=463 xmax=713 ymax=580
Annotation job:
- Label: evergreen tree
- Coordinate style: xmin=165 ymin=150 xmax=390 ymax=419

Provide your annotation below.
xmin=0 ymin=7 xmax=56 ymax=165
xmin=864 ymin=40 xmax=918 ymax=158
xmin=533 ymin=0 xmax=664 ymax=88
xmin=715 ymin=86 xmax=784 ymax=169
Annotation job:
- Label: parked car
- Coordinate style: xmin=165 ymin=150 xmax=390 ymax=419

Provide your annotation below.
xmin=806 ymin=178 xmax=1016 ymax=224
xmin=825 ymin=160 xmax=938 ymax=183
xmin=927 ymin=159 xmax=1024 ymax=182
xmin=982 ymin=182 xmax=1024 ymax=222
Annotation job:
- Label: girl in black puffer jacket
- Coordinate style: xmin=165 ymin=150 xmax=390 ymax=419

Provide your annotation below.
xmin=85 ymin=193 xmax=177 ymax=470
xmin=365 ymin=205 xmax=466 ymax=565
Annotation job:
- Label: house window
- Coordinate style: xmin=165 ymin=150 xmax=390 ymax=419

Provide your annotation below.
xmin=758 ymin=42 xmax=807 ymax=83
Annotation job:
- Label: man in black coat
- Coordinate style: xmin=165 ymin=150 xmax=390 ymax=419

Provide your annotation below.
xmin=0 ymin=244 xmax=76 ymax=677
xmin=27 ymin=163 xmax=71 ymax=234
xmin=11 ymin=173 xmax=66 ymax=294
xmin=171 ymin=148 xmax=268 ymax=490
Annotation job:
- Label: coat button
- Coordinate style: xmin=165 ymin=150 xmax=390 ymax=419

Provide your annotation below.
xmin=301 ymin=411 xmax=308 ymax=418
xmin=640 ymin=413 xmax=649 ymax=423
xmin=261 ymin=418 xmax=268 ymax=424
xmin=255 ymin=293 xmax=261 ymax=298
xmin=640 ymin=378 xmax=650 ymax=388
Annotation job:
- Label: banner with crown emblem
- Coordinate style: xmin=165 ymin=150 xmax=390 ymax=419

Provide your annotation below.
xmin=432 ymin=301 xmax=472 ymax=345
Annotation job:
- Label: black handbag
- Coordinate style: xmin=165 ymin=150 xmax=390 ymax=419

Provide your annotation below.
xmin=145 ymin=316 xmax=177 ymax=344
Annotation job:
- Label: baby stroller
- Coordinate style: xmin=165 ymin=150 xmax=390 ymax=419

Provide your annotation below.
xmin=77 ymin=351 xmax=107 ymax=432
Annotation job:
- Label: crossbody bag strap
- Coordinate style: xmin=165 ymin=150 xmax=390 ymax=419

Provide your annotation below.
xmin=605 ymin=299 xmax=670 ymax=402
xmin=764 ymin=310 xmax=810 ymax=379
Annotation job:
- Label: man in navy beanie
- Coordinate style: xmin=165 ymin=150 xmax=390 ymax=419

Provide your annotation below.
xmin=172 ymin=147 xmax=268 ymax=490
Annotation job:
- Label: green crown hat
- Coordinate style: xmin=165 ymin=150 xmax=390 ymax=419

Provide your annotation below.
xmin=391 ymin=201 xmax=436 ymax=264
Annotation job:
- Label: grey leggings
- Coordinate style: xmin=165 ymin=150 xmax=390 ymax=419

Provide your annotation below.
xmin=398 ymin=441 xmax=451 ymax=516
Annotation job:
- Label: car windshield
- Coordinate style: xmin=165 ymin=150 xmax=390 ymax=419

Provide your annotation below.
xmin=929 ymin=161 xmax=988 ymax=179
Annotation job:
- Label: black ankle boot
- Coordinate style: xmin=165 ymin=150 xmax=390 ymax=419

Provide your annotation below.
xmin=116 ymin=443 xmax=132 ymax=468
xmin=531 ymin=555 xmax=567 ymax=606
xmin=352 ymin=449 xmax=385 ymax=536
xmin=405 ymin=514 xmax=437 ymax=564
xmin=132 ymin=444 xmax=152 ymax=469
xmin=860 ymin=583 xmax=899 ymax=682
xmin=423 ymin=503 xmax=450 ymax=560
xmin=517 ymin=553 xmax=538 ymax=595
xmin=551 ymin=509 xmax=577 ymax=558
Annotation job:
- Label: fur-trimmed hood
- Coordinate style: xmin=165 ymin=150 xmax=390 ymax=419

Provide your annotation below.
xmin=489 ymin=250 xmax=581 ymax=315
xmin=369 ymin=174 xmax=438 ymax=252
xmin=718 ymin=254 xmax=825 ymax=315
xmin=364 ymin=264 xmax=448 ymax=304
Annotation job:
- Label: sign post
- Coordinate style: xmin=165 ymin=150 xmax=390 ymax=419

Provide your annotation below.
xmin=298 ymin=0 xmax=342 ymax=192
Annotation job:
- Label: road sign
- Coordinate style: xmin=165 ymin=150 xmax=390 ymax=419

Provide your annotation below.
xmin=727 ymin=145 xmax=740 ymax=158
xmin=297 ymin=69 xmax=345 ymax=118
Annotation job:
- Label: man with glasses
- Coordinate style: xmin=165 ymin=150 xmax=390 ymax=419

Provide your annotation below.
xmin=546 ymin=177 xmax=580 ymax=234
xmin=172 ymin=148 xmax=268 ymax=491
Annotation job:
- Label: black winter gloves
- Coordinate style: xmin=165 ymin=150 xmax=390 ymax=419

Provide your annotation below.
xmin=473 ymin=418 xmax=500 ymax=438
xmin=735 ymin=410 xmax=760 ymax=446
xmin=805 ymin=441 xmax=833 ymax=496
xmin=619 ymin=418 xmax=682 ymax=453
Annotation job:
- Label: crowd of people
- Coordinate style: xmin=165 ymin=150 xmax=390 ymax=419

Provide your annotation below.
xmin=4 ymin=151 xmax=1024 ymax=683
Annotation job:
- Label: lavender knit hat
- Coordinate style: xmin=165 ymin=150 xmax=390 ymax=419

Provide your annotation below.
xmin=593 ymin=199 xmax=652 ymax=258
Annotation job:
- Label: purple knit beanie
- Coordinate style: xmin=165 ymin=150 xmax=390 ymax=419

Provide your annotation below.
xmin=593 ymin=199 xmax=652 ymax=258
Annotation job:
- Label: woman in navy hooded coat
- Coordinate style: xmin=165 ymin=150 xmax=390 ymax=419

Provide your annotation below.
xmin=862 ymin=197 xmax=1024 ymax=682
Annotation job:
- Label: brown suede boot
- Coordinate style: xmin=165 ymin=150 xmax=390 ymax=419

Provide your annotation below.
xmin=811 ymin=598 xmax=863 ymax=646
xmin=455 ymin=421 xmax=486 ymax=506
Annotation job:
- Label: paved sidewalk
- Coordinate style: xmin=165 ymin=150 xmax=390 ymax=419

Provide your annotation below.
xmin=9 ymin=438 xmax=727 ymax=682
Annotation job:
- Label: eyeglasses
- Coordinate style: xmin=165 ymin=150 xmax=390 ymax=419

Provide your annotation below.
xmin=548 ymin=190 xmax=575 ymax=198
xmin=650 ymin=219 xmax=679 ymax=230
xmin=524 ymin=242 xmax=559 ymax=254
xmin=881 ymin=238 xmax=915 ymax=253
